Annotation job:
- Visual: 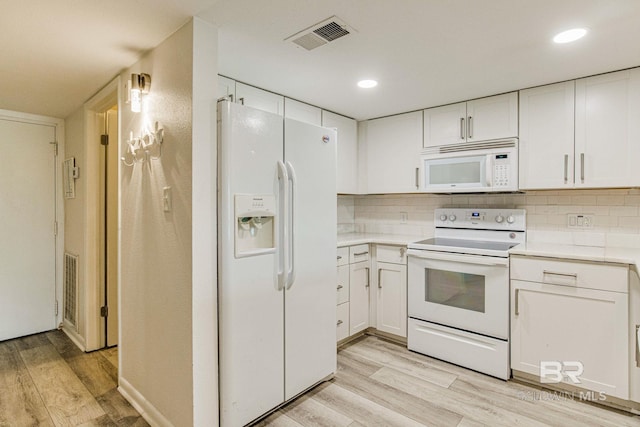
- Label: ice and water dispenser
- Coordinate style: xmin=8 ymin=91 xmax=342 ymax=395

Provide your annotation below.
xmin=234 ymin=194 xmax=276 ymax=258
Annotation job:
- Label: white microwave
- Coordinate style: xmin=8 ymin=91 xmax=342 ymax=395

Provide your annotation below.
xmin=421 ymin=139 xmax=518 ymax=193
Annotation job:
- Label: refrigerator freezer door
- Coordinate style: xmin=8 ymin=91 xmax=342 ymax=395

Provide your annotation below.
xmin=284 ymin=118 xmax=337 ymax=399
xmin=218 ymin=101 xmax=286 ymax=426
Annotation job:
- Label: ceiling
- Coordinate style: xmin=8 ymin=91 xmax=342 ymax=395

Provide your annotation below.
xmin=2 ymin=1 xmax=640 ymax=120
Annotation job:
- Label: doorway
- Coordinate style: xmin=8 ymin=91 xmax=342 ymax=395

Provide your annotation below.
xmin=100 ymin=107 xmax=119 ymax=347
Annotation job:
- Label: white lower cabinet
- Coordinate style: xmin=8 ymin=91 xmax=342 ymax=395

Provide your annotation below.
xmin=376 ymin=261 xmax=407 ymax=338
xmin=510 ymin=256 xmax=629 ymax=400
xmin=336 ymin=302 xmax=349 ymax=342
xmin=349 ymin=261 xmax=370 ymax=335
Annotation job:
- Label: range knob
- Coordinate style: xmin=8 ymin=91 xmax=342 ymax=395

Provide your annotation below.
xmin=439 ymin=214 xmax=447 ymax=221
xmin=495 ymin=215 xmax=504 ymax=223
xmin=507 ymin=215 xmax=515 ymax=224
xmin=449 ymin=215 xmax=457 ymax=222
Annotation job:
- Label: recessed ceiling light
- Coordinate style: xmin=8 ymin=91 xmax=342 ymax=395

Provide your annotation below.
xmin=357 ymin=79 xmax=378 ymax=88
xmin=553 ymin=28 xmax=588 ymax=44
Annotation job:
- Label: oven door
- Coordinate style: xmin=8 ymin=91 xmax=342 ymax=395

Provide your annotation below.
xmin=407 ymin=249 xmax=509 ymax=340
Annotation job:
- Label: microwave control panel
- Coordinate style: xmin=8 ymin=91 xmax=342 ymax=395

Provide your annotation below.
xmin=494 ymin=154 xmax=510 ymax=188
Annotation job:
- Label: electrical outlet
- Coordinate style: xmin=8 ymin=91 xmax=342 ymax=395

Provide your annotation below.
xmin=567 ymin=213 xmax=593 ymax=229
xmin=400 ymin=212 xmax=408 ymax=223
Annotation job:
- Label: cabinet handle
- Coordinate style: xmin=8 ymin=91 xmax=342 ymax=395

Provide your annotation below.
xmin=460 ymin=117 xmax=465 ymax=139
xmin=415 ymin=167 xmax=419 ymax=189
xmin=337 ymin=255 xmax=342 ymax=260
xmin=636 ymin=325 xmax=640 ymax=368
xmin=337 ymin=320 xmax=343 ymax=326
xmin=238 ymin=97 xmax=245 ymax=105
xmin=400 ymin=247 xmax=406 ymax=257
xmin=467 ymin=116 xmax=473 ymax=139
xmin=365 ymin=267 xmax=370 ymax=288
xmin=515 ymin=288 xmax=520 ymax=316
xmin=563 ymin=154 xmax=568 ymax=183
xmin=580 ymin=153 xmax=585 ymax=182
xmin=337 ymin=284 xmax=343 ymax=290
xmin=378 ymin=268 xmax=382 ymax=289
xmin=543 ymin=270 xmax=578 ymax=279
xmin=353 ymin=251 xmax=368 ymax=257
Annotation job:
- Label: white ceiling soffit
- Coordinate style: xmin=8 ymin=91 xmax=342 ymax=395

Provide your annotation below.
xmin=204 ymin=0 xmax=640 ymax=121
xmin=285 ymin=16 xmax=354 ymax=51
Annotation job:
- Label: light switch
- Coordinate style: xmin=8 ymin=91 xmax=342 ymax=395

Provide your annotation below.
xmin=163 ymin=186 xmax=171 ymax=212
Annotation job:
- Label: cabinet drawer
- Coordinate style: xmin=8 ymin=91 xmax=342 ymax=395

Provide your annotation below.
xmin=337 ymin=247 xmax=349 ymax=266
xmin=337 ymin=302 xmax=349 ymax=342
xmin=337 ymin=265 xmax=349 ymax=305
xmin=510 ymin=256 xmax=628 ymax=293
xmin=350 ymin=244 xmax=370 ymax=263
xmin=377 ymin=244 xmax=407 ymax=264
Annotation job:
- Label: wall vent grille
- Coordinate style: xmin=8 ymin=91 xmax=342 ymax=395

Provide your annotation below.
xmin=64 ymin=252 xmax=79 ymax=329
xmin=286 ymin=16 xmax=354 ymax=51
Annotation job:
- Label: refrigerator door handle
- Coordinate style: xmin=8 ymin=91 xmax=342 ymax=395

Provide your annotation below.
xmin=285 ymin=161 xmax=297 ymax=289
xmin=277 ymin=161 xmax=289 ymax=291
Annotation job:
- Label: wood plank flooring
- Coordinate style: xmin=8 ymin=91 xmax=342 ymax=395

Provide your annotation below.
xmin=2 ymin=332 xmax=639 ymax=426
xmin=259 ymin=335 xmax=640 ymax=427
xmin=0 ymin=330 xmax=147 ymax=427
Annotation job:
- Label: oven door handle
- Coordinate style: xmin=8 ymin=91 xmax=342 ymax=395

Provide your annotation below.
xmin=407 ymin=249 xmax=509 ymax=267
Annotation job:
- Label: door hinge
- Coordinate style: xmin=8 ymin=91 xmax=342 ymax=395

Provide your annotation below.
xmin=53 ymin=221 xmax=58 ymax=236
xmin=50 ymin=141 xmax=58 ymax=156
xmin=55 ymin=300 xmax=59 ymax=316
xmin=100 ymin=134 xmax=109 ymax=146
xmin=100 ymin=306 xmax=108 ymax=317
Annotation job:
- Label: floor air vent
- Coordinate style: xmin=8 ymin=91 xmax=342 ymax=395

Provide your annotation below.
xmin=64 ymin=252 xmax=79 ymax=328
xmin=286 ymin=16 xmax=354 ymax=51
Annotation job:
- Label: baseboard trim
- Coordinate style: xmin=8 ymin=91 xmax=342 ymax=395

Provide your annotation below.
xmin=118 ymin=377 xmax=174 ymax=427
xmin=60 ymin=322 xmax=86 ymax=352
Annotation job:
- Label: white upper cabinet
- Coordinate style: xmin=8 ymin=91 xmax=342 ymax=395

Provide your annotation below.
xmin=284 ymin=98 xmax=322 ymax=126
xmin=519 ymin=81 xmax=575 ymax=190
xmin=235 ymin=82 xmax=284 ymax=116
xmin=364 ymin=111 xmax=423 ymax=193
xmin=217 ymin=75 xmax=236 ymax=101
xmin=575 ymin=68 xmax=640 ymax=188
xmin=322 ymin=111 xmax=358 ymax=194
xmin=424 ymin=92 xmax=518 ymax=148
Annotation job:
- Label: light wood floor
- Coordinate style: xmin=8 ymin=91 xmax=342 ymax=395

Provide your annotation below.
xmin=257 ymin=335 xmax=640 ymax=427
xmin=0 ymin=330 xmax=147 ymax=427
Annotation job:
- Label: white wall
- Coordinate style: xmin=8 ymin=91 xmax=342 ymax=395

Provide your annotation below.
xmin=118 ymin=18 xmax=218 ymax=427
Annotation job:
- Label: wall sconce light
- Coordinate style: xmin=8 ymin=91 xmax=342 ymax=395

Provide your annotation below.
xmin=127 ymin=73 xmax=151 ymax=113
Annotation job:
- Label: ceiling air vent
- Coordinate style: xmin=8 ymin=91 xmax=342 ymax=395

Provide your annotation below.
xmin=286 ymin=16 xmax=354 ymax=51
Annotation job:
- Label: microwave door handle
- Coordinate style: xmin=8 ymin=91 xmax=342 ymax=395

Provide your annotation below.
xmin=485 ymin=155 xmax=492 ymax=187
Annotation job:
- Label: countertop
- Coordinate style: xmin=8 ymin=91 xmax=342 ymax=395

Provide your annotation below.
xmin=337 ymin=233 xmax=428 ymax=247
xmin=509 ymin=241 xmax=640 ymax=269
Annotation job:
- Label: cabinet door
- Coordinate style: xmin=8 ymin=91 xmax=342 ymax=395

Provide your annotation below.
xmin=519 ymin=82 xmax=575 ymax=189
xmin=423 ymin=102 xmax=467 ymax=147
xmin=575 ymin=68 xmax=640 ymax=188
xmin=349 ymin=261 xmax=370 ymax=335
xmin=466 ymin=92 xmax=518 ymax=143
xmin=323 ymin=111 xmax=358 ymax=194
xmin=284 ymin=98 xmax=322 ymax=126
xmin=337 ymin=302 xmax=349 ymax=342
xmin=376 ymin=262 xmax=407 ymax=338
xmin=217 ymin=75 xmax=235 ymax=100
xmin=511 ymin=279 xmax=629 ymax=399
xmin=337 ymin=264 xmax=349 ymax=305
xmin=365 ymin=111 xmax=423 ymax=193
xmin=235 ymin=82 xmax=284 ymax=116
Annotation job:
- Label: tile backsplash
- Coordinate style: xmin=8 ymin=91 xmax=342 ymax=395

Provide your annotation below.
xmin=339 ymin=188 xmax=640 ymax=240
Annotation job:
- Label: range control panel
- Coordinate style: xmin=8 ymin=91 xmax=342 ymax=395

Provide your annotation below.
xmin=435 ymin=208 xmax=526 ymax=231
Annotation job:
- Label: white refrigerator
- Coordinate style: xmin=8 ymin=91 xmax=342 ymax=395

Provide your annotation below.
xmin=217 ymin=100 xmax=337 ymax=426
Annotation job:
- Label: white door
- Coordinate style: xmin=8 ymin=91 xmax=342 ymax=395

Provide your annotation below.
xmin=519 ymin=82 xmax=575 ymax=189
xmin=284 ymin=118 xmax=336 ymax=400
xmin=466 ymin=92 xmax=518 ymax=143
xmin=365 ymin=111 xmax=423 ymax=193
xmin=104 ymin=108 xmax=119 ymax=347
xmin=575 ymin=68 xmax=640 ymax=188
xmin=218 ymin=102 xmax=285 ymax=427
xmin=0 ymin=119 xmax=56 ymax=341
xmin=423 ymin=102 xmax=467 ymax=147
xmin=376 ymin=262 xmax=407 ymax=338
xmin=349 ymin=261 xmax=369 ymax=335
